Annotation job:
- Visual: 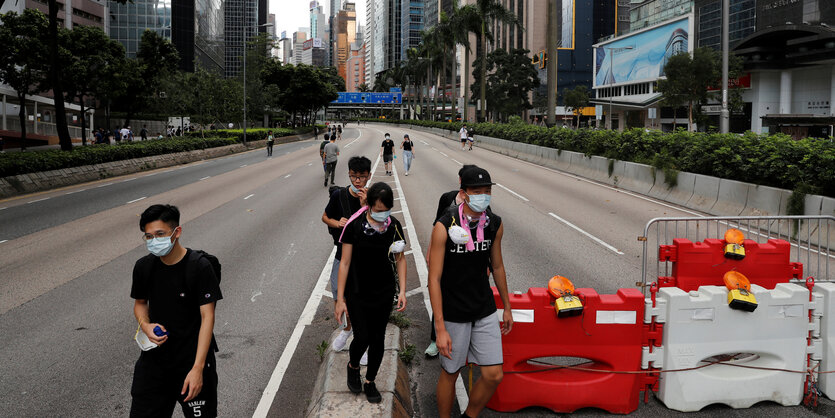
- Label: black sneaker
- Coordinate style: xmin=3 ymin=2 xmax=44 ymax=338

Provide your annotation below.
xmin=347 ymin=364 xmax=362 ymax=394
xmin=364 ymin=381 xmax=382 ymax=403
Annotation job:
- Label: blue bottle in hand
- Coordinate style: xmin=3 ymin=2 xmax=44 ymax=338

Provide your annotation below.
xmin=153 ymin=325 xmax=168 ymax=337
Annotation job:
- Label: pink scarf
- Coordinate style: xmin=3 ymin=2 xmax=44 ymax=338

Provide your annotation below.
xmin=458 ymin=203 xmax=486 ymax=252
xmin=338 ymin=206 xmax=391 ymax=242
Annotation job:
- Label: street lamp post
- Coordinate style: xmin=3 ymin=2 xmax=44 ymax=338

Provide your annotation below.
xmin=606 ymin=46 xmax=633 ymax=130
xmin=243 ymin=22 xmax=273 ymax=146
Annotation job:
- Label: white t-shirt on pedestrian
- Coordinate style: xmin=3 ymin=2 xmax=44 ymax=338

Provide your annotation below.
xmin=459 ymin=127 xmax=468 ymax=139
xmin=120 ymin=128 xmax=130 ymax=140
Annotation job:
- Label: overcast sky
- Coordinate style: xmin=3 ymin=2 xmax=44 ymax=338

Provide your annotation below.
xmin=272 ymin=0 xmax=366 ymax=39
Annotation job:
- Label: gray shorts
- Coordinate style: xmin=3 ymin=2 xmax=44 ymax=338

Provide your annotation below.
xmin=383 ymin=154 xmax=393 ymax=163
xmin=439 ymin=312 xmax=503 ymax=374
xmin=330 ymin=256 xmax=340 ymax=299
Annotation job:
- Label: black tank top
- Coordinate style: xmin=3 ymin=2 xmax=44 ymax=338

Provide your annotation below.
xmin=436 ymin=207 xmax=501 ymax=322
xmin=402 ymin=140 xmax=413 ymax=151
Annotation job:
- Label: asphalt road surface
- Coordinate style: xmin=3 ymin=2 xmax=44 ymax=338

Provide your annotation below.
xmin=0 ymin=124 xmax=831 ymax=417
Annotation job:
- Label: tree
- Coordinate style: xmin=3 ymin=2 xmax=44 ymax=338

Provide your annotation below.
xmin=114 ymin=30 xmax=179 ymax=128
xmin=451 ymin=4 xmax=481 ymax=122
xmin=0 ymin=10 xmax=49 ymax=151
xmin=562 ymin=85 xmax=589 ymax=128
xmin=358 ymin=83 xmax=371 ymax=92
xmin=471 ymin=48 xmax=539 ymax=122
xmin=472 ymin=0 xmax=520 ymax=122
xmin=62 ymin=26 xmax=126 ymax=146
xmin=262 ymin=62 xmax=339 ymax=126
xmin=657 ymin=47 xmax=720 ymax=131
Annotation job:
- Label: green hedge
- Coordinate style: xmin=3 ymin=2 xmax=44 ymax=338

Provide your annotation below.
xmin=0 ymin=137 xmax=237 ymax=178
xmin=364 ymin=119 xmax=835 ymax=198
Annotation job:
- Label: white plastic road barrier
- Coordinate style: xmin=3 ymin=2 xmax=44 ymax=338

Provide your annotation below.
xmin=656 ymin=283 xmax=811 ymax=412
xmin=815 ymin=282 xmax=835 ymax=399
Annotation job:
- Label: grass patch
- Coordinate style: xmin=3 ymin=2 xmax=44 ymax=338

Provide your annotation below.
xmin=389 ymin=311 xmax=411 ymax=329
xmin=399 ymin=343 xmax=418 ymax=366
xmin=316 ymin=340 xmax=329 ymax=361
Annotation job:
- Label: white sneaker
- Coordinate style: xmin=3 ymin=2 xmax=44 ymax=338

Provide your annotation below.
xmin=333 ymin=330 xmax=352 ymax=351
xmin=360 ymin=351 xmax=368 ymax=366
xmin=405 ymin=172 xmax=409 ymax=176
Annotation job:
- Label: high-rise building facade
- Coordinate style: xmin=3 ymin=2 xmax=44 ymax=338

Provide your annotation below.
xmin=423 ymin=0 xmax=438 ymax=29
xmin=293 ymin=30 xmax=308 ymax=65
xmin=694 ymin=0 xmax=755 ymax=50
xmin=401 ymin=0 xmax=423 ymax=60
xmin=629 ymin=0 xmax=692 ymax=32
xmin=23 ymin=0 xmax=106 ymax=30
xmin=108 ymin=0 xmax=224 ymax=74
xmin=225 ymin=0 xmax=258 ymax=77
xmin=346 ymin=42 xmax=367 ymax=91
xmin=311 ymin=1 xmax=327 ymax=40
xmin=334 ymin=2 xmax=358 ymax=79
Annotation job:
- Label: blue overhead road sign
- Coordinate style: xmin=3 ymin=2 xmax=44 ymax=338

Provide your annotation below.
xmin=332 ymin=92 xmax=402 ymax=104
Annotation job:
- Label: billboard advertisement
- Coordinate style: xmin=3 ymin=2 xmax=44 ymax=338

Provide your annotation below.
xmin=594 ymin=16 xmax=691 ymax=87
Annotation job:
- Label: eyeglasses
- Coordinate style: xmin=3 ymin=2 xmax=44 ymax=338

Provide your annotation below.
xmin=349 ymin=175 xmax=369 ymax=181
xmin=143 ymin=229 xmax=174 ymax=241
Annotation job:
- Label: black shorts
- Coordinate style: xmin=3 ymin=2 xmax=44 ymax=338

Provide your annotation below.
xmin=383 ymin=154 xmax=393 ymax=163
xmin=460 ymin=137 xmax=467 ymax=143
xmin=130 ymin=354 xmax=218 ymax=418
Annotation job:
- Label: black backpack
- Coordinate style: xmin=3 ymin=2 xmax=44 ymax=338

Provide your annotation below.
xmin=327 ymin=186 xmax=352 ymax=241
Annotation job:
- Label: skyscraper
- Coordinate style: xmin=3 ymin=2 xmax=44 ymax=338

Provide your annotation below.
xmin=225 ymin=0 xmax=258 ymax=78
xmin=334 ymin=2 xmax=357 ymax=80
xmin=108 ymin=0 xmax=224 ymax=74
xmin=401 ymin=0 xmax=423 ymax=60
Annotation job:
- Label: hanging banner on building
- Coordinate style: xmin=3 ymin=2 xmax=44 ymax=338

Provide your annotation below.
xmin=593 ymin=16 xmax=692 ymax=87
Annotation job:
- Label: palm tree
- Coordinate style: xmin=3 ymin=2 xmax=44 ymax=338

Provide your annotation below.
xmin=473 ymin=0 xmax=520 ymax=122
xmin=404 ymin=47 xmax=427 ymax=119
xmin=450 ymin=3 xmax=480 ymax=122
xmin=421 ymin=28 xmax=443 ymax=121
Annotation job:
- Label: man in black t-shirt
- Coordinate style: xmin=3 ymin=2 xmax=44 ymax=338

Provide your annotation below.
xmin=319 ymin=133 xmax=330 ymax=173
xmin=380 ymin=133 xmax=395 ymax=175
xmin=130 ymin=204 xmax=222 ymax=418
xmin=427 ymin=167 xmax=513 ymax=418
xmin=321 ymin=156 xmax=372 ymax=354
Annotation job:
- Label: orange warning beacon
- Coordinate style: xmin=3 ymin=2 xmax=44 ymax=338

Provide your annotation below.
xmin=723 ymin=228 xmax=746 ymax=260
xmin=723 ymin=271 xmax=758 ymax=312
xmin=548 ymin=276 xmax=584 ymax=317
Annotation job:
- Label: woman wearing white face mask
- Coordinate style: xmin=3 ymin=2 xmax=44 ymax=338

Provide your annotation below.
xmin=335 ymin=182 xmax=407 ymax=404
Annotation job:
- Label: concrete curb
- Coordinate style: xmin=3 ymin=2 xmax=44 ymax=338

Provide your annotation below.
xmin=0 ymin=134 xmax=312 ymax=199
xmin=306 ymin=324 xmax=412 ymax=418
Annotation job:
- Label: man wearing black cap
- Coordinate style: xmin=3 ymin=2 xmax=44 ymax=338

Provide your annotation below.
xmin=427 ymin=167 xmax=513 ymax=418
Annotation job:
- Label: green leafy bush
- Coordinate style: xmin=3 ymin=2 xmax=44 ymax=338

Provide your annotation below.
xmin=363 ymin=119 xmax=835 ymax=197
xmin=0 ymin=137 xmax=237 ymax=177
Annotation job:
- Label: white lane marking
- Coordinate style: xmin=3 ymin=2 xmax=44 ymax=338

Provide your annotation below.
xmin=144 ymin=172 xmax=159 ymax=177
xmin=391 ymin=210 xmax=403 ymax=214
xmin=121 ymin=178 xmax=136 ymax=182
xmin=496 ymin=183 xmax=529 ymax=202
xmin=251 ymin=247 xmax=335 ymax=418
xmin=308 ymin=163 xmax=313 ymax=166
xmin=199 ymin=176 xmax=211 ymax=181
xmin=244 ymin=194 xmax=255 ymax=200
xmin=240 ymin=164 xmax=248 ymax=168
xmin=27 ymin=197 xmax=50 ymax=204
xmin=421 ymin=140 xmax=429 ymax=145
xmin=252 ymin=153 xmax=385 ymax=417
xmin=404 ymin=288 xmax=423 ymax=298
xmin=284 ymin=174 xmax=292 ymax=178
xmin=65 ymin=189 xmax=86 ymax=195
xmin=548 ymin=212 xmax=625 ymax=255
xmin=95 ymin=183 xmax=113 ymax=188
xmin=451 ymin=158 xmax=463 ymax=165
xmin=432 ymin=147 xmax=438 ymax=151
xmin=0 ymin=240 xmax=7 ymax=244
xmin=0 ymin=207 xmax=6 ymax=211
xmin=126 ymin=196 xmax=147 ymax=204
xmin=439 ymin=152 xmax=449 ymax=157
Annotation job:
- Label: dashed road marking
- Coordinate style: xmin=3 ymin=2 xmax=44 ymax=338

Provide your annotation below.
xmin=126 ymin=197 xmax=147 ymax=204
xmin=240 ymin=164 xmax=248 ymax=168
xmin=0 ymin=240 xmax=7 ymax=244
xmin=200 ymin=176 xmax=211 ymax=181
xmin=439 ymin=151 xmax=448 ymax=157
xmin=548 ymin=212 xmax=624 ymax=255
xmin=244 ymin=194 xmax=255 ymax=200
xmin=496 ymin=183 xmax=529 ymax=202
xmin=65 ymin=189 xmax=86 ymax=195
xmin=284 ymin=174 xmax=292 ymax=178
xmin=121 ymin=178 xmax=136 ymax=182
xmin=27 ymin=197 xmax=50 ymax=204
xmin=451 ymin=158 xmax=463 ymax=165
xmin=95 ymin=183 xmax=113 ymax=188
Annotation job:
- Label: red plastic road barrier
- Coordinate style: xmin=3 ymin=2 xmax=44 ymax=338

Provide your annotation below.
xmin=658 ymin=238 xmax=802 ymax=291
xmin=487 ymin=286 xmax=646 ymax=414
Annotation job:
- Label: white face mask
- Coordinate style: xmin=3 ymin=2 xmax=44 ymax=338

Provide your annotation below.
xmin=448 ymin=225 xmax=470 ymax=245
xmin=146 ymin=232 xmax=177 ymax=257
xmin=389 ymin=240 xmax=406 ymax=254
